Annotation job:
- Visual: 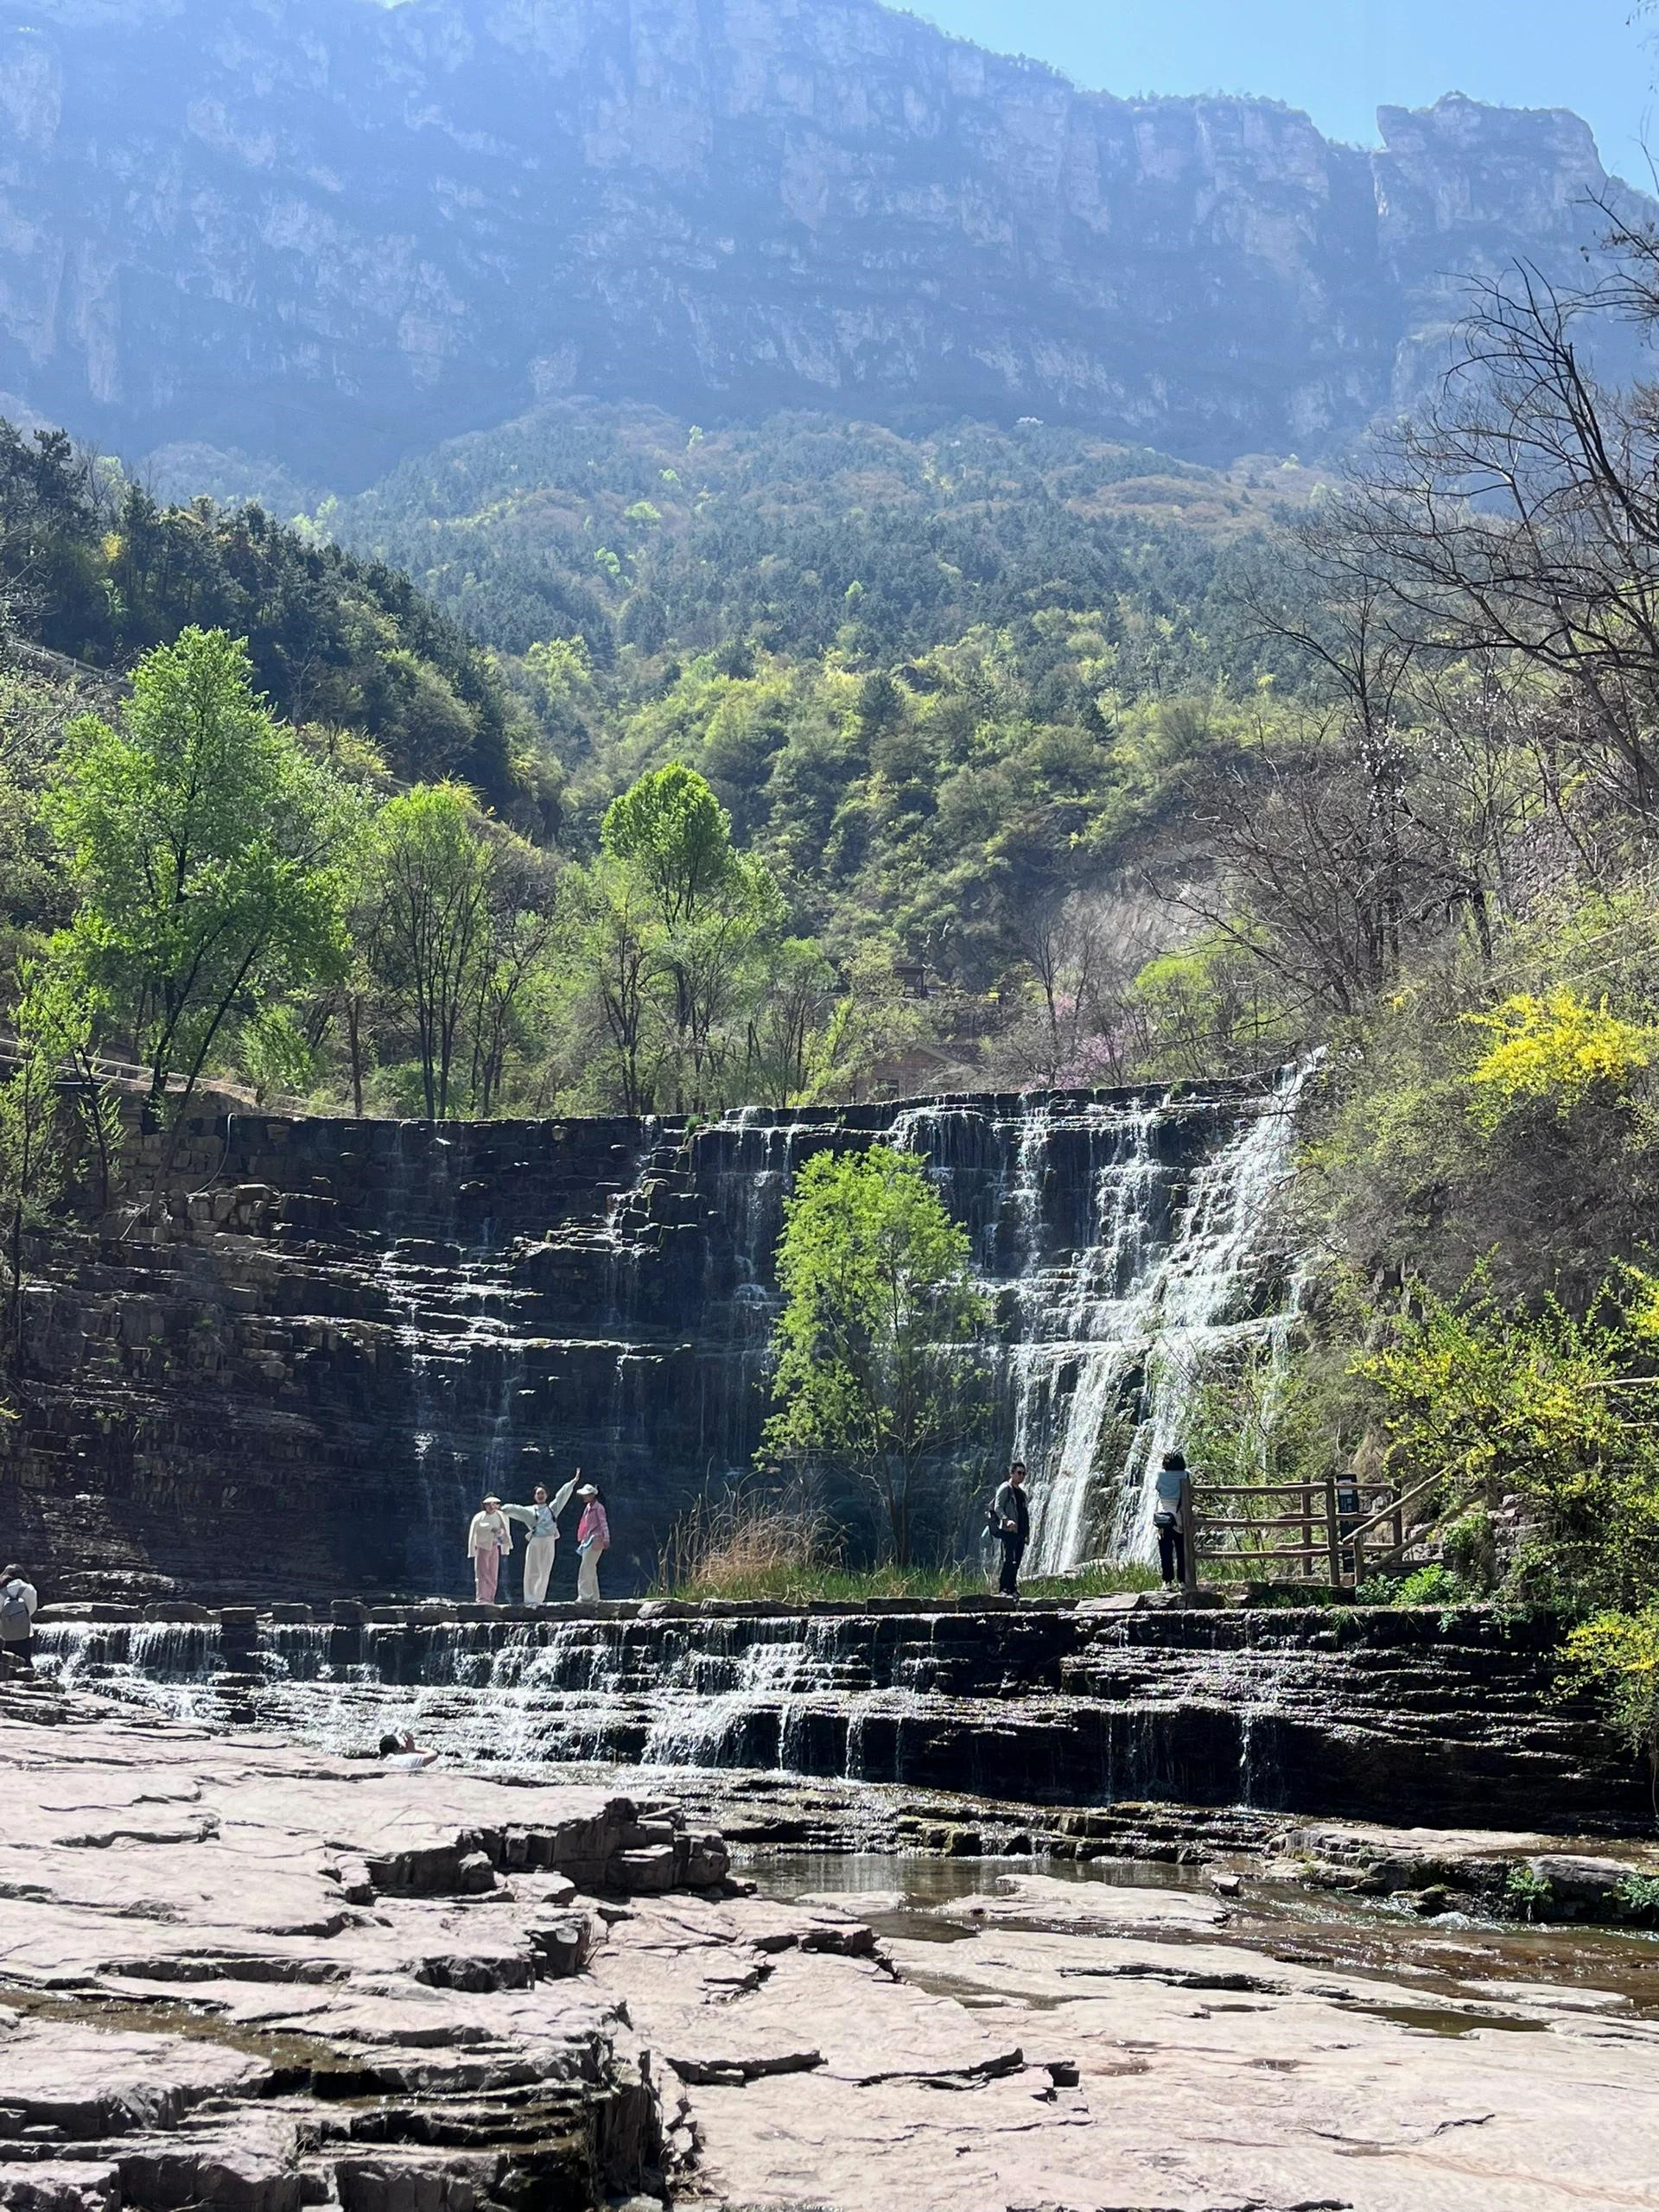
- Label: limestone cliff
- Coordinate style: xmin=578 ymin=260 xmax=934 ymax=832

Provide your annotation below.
xmin=0 ymin=0 xmax=1639 ymax=480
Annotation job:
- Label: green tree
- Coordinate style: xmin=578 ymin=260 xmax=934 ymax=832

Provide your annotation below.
xmin=556 ymin=859 xmax=664 ymax=1116
xmin=0 ymin=1000 xmax=67 ymax=1374
xmin=369 ymin=783 xmax=497 ymax=1121
xmin=745 ymin=938 xmax=842 ymax=1108
xmin=0 ymin=963 xmax=118 ymax=1371
xmin=602 ymin=763 xmax=739 ymax=931
xmin=601 ymin=764 xmax=782 ymax=1110
xmin=465 ymin=844 xmax=558 ymax=1117
xmin=47 ymin=628 xmax=353 ymax=1133
xmin=762 ymin=1146 xmax=988 ymax=1565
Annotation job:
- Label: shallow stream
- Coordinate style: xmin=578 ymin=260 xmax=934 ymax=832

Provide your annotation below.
xmin=747 ymin=1849 xmax=1659 ymax=2027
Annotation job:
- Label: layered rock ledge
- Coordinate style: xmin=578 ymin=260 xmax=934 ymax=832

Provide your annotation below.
xmin=0 ymin=1705 xmax=736 ymax=2211
xmin=33 ymin=1597 xmax=1652 ymax=1834
xmin=5 ymin=1700 xmax=1659 ymax=2212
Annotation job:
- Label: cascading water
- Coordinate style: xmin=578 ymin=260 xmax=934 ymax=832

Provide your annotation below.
xmin=1020 ymin=1062 xmax=1315 ymax=1573
xmin=34 ymin=1594 xmax=1613 ymax=1832
xmin=664 ymin=1068 xmax=1312 ymax=1574
xmin=29 ymin=1077 xmax=1308 ymax=1606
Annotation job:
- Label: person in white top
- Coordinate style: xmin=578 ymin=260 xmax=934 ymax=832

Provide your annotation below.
xmin=378 ymin=1730 xmax=439 ymax=1770
xmin=465 ymin=1496 xmax=512 ymax=1604
xmin=502 ymin=1475 xmax=579 ymax=1605
xmin=0 ymin=1565 xmax=38 ymax=1672
xmin=1154 ymin=1450 xmax=1193 ymax=1587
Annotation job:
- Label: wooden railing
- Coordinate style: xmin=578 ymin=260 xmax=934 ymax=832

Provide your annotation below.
xmin=1189 ymin=1470 xmax=1438 ymax=1589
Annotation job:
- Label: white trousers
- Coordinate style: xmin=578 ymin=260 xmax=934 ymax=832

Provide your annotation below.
xmin=577 ymin=1545 xmax=604 ymax=1602
xmin=523 ymin=1535 xmax=557 ymax=1606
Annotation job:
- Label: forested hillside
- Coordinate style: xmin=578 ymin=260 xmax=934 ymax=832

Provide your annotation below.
xmin=0 ymin=425 xmax=538 ymax=817
xmin=323 ymin=408 xmax=1330 ymax=1089
xmin=5 ymin=197 xmax=1659 ymax=1713
xmin=334 ymin=407 xmax=1313 ymax=663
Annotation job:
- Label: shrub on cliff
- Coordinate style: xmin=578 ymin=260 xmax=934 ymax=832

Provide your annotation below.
xmin=1354 ymin=1268 xmax=1659 ymax=1615
xmin=1560 ymin=1604 xmax=1659 ymax=1812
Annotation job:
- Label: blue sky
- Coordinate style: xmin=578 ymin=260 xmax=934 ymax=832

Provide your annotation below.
xmin=907 ymin=2 xmax=1657 ymax=179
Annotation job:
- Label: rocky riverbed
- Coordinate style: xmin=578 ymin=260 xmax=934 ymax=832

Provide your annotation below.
xmin=4 ymin=1677 xmax=1659 ymax=2212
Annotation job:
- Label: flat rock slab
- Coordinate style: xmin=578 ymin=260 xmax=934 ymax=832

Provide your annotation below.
xmin=0 ymin=2013 xmax=267 ymax=2135
xmin=939 ymin=1871 xmax=1231 ymax=1931
xmin=0 ymin=1712 xmax=724 ymax=2210
xmin=9 ymin=1708 xmax=1659 ymax=2212
xmin=601 ymin=1880 xmax=1659 ymax=2210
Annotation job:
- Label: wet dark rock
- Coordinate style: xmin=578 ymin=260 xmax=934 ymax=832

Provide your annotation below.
xmin=0 ymin=1082 xmax=1294 ymax=1608
xmin=33 ymin=1599 xmax=1651 ymax=1834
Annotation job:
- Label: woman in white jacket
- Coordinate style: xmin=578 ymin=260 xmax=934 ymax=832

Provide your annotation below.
xmin=502 ymin=1475 xmax=578 ymax=1605
xmin=465 ymin=1495 xmax=512 ymax=1604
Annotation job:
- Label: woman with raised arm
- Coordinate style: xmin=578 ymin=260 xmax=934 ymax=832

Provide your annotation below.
xmin=503 ymin=1473 xmax=579 ymax=1605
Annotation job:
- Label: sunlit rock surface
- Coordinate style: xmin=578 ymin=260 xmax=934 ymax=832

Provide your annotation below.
xmin=4 ymin=1699 xmax=1658 ymax=2212
xmin=0 ymin=1700 xmax=734 ymax=2209
xmin=0 ymin=0 xmax=1643 ymax=477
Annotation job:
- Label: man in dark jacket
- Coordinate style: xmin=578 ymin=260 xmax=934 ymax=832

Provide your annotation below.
xmin=990 ymin=1463 xmax=1031 ymax=1597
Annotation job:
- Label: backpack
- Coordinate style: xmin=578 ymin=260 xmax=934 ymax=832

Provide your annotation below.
xmin=0 ymin=1582 xmax=29 ymax=1636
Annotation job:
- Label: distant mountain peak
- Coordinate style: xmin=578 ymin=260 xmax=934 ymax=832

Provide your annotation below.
xmin=0 ymin=0 xmax=1642 ymax=484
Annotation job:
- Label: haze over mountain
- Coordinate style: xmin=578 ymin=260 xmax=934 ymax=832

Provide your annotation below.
xmin=0 ymin=0 xmax=1642 ymax=488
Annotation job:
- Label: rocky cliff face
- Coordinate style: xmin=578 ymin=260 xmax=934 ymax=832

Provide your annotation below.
xmin=0 ymin=0 xmax=1638 ymax=480
xmin=0 ymin=1083 xmax=1299 ymax=1605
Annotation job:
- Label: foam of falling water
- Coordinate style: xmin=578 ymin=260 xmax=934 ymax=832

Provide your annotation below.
xmin=704 ymin=1077 xmax=1313 ymax=1577
xmin=1020 ymin=1063 xmax=1317 ymax=1574
xmin=34 ymin=1622 xmax=226 ymax=1722
xmin=1104 ymin=1059 xmax=1317 ymax=1563
xmin=1009 ymin=1095 xmax=1053 ymax=1275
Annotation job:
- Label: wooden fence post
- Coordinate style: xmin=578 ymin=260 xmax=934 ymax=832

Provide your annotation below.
xmin=1324 ymin=1473 xmax=1341 ymax=1586
xmin=1181 ymin=1484 xmax=1199 ymax=1595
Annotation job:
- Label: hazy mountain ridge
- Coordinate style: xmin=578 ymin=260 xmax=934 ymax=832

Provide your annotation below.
xmin=0 ymin=0 xmax=1643 ymax=485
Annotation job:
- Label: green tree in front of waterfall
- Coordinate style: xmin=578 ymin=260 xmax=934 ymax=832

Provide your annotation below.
xmin=761 ymin=1146 xmax=989 ymax=1567
xmin=46 ymin=627 xmax=355 ymax=1135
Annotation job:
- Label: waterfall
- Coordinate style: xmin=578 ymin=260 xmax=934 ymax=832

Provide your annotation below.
xmin=678 ymin=1068 xmax=1313 ymax=1573
xmin=1020 ymin=1065 xmax=1313 ymax=1573
xmin=61 ymin=1079 xmax=1310 ymax=1607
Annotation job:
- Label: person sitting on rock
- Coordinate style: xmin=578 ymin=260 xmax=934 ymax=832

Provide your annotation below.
xmin=990 ymin=1464 xmax=1030 ymax=1598
xmin=0 ymin=1565 xmax=38 ymax=1672
xmin=466 ymin=1495 xmax=512 ymax=1605
xmin=1154 ymin=1450 xmax=1192 ymax=1587
xmin=574 ymin=1483 xmax=610 ymax=1602
xmin=503 ymin=1475 xmax=579 ymax=1606
xmin=378 ymin=1730 xmax=438 ymax=1770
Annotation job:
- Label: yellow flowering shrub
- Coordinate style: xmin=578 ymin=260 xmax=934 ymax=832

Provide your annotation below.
xmin=1560 ymin=1604 xmax=1659 ymax=1778
xmin=1462 ymin=989 xmax=1653 ymax=1128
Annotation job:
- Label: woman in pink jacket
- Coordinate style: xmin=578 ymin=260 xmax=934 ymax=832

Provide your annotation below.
xmin=575 ymin=1484 xmax=610 ymax=1602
